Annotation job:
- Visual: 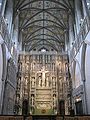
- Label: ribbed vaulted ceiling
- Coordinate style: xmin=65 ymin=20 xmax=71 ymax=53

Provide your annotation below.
xmin=14 ymin=0 xmax=74 ymax=51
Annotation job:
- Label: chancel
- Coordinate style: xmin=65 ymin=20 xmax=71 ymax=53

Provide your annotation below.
xmin=0 ymin=0 xmax=90 ymax=119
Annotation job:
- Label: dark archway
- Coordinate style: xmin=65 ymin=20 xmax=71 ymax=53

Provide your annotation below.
xmin=22 ymin=99 xmax=29 ymax=115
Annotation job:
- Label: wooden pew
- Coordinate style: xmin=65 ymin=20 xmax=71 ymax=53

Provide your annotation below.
xmin=64 ymin=116 xmax=78 ymax=120
xmin=0 ymin=116 xmax=23 ymax=120
xmin=14 ymin=116 xmax=23 ymax=120
xmin=56 ymin=116 xmax=63 ymax=120
xmin=0 ymin=116 xmax=14 ymax=120
xmin=26 ymin=116 xmax=32 ymax=120
xmin=78 ymin=116 xmax=90 ymax=120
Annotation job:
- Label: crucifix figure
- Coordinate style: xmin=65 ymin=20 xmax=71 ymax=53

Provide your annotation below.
xmin=37 ymin=66 xmax=49 ymax=87
xmin=42 ymin=66 xmax=48 ymax=87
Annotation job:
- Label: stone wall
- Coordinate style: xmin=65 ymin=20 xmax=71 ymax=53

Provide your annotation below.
xmin=2 ymin=59 xmax=17 ymax=115
xmin=0 ymin=44 xmax=3 ymax=109
xmin=85 ymin=44 xmax=90 ymax=114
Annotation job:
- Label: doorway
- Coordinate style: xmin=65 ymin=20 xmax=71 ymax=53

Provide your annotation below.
xmin=75 ymin=101 xmax=83 ymax=115
xmin=22 ymin=99 xmax=28 ymax=115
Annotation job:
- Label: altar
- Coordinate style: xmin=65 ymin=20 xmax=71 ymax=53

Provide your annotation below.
xmin=16 ymin=52 xmax=70 ymax=115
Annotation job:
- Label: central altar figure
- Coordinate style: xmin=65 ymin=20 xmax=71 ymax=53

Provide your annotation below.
xmin=37 ymin=66 xmax=49 ymax=87
xmin=42 ymin=66 xmax=46 ymax=87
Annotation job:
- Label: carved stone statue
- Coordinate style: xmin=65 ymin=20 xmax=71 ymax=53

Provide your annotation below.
xmin=37 ymin=66 xmax=49 ymax=87
xmin=38 ymin=76 xmax=42 ymax=87
xmin=25 ymin=77 xmax=28 ymax=86
xmin=32 ymin=77 xmax=35 ymax=86
xmin=31 ymin=95 xmax=34 ymax=105
xmin=46 ymin=76 xmax=49 ymax=87
xmin=42 ymin=67 xmax=48 ymax=87
xmin=52 ymin=77 xmax=56 ymax=86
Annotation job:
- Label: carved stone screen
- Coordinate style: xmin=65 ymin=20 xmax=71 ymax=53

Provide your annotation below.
xmin=16 ymin=52 xmax=70 ymax=115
